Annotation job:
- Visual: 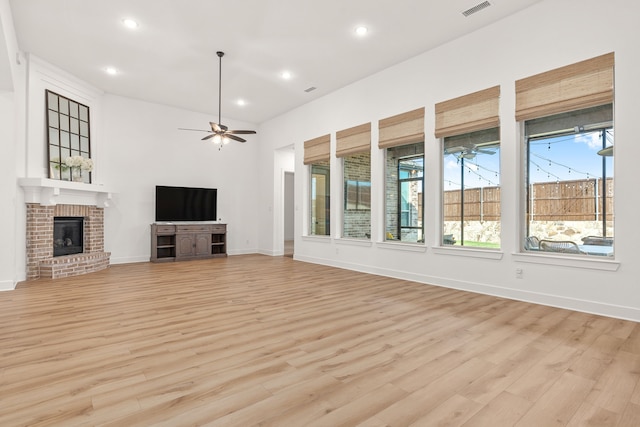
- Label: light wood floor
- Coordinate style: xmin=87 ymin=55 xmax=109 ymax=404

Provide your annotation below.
xmin=2 ymin=255 xmax=640 ymax=426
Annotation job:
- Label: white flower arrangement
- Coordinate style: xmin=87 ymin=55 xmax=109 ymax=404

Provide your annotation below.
xmin=64 ymin=155 xmax=93 ymax=172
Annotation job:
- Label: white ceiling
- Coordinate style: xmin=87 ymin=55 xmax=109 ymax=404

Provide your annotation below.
xmin=8 ymin=0 xmax=542 ymax=124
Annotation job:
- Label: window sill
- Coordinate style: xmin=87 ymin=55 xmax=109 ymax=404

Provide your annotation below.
xmin=335 ymin=238 xmax=373 ymax=247
xmin=301 ymin=235 xmax=332 ymax=243
xmin=512 ymin=252 xmax=619 ymax=271
xmin=377 ymin=241 xmax=427 ymax=253
xmin=432 ymin=246 xmax=503 ymax=260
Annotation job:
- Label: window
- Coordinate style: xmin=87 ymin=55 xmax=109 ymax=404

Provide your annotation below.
xmin=345 ymin=179 xmax=371 ymax=210
xmin=385 ymin=142 xmax=424 ymax=242
xmin=435 ymin=86 xmax=501 ymax=248
xmin=378 ymin=108 xmax=425 ymax=243
xmin=516 ymin=53 xmax=614 ymax=257
xmin=343 ymin=153 xmax=371 ymax=239
xmin=525 ymin=104 xmax=614 ymax=256
xmin=310 ymin=161 xmax=330 ymax=236
xmin=443 ymin=127 xmax=500 ymax=247
xmin=304 ymin=134 xmax=331 ymax=236
xmin=46 ymin=90 xmax=92 ymax=183
xmin=337 ymin=123 xmax=371 ymax=239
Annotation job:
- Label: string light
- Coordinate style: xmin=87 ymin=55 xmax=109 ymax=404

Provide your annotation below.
xmin=462 ymin=162 xmax=499 ymax=186
xmin=532 ymin=152 xmax=593 ymax=178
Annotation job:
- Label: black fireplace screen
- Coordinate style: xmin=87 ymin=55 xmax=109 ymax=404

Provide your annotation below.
xmin=53 ymin=217 xmax=84 ymax=257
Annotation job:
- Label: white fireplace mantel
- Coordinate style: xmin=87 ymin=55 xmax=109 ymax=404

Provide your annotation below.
xmin=19 ymin=178 xmax=113 ymax=207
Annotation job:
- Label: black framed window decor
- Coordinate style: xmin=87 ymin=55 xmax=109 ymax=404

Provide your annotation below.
xmin=46 ymin=90 xmax=92 ymax=183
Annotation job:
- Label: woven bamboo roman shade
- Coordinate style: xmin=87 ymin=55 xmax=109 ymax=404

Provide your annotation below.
xmin=515 ymin=52 xmax=614 ymax=122
xmin=378 ymin=107 xmax=425 ymax=149
xmin=336 ymin=122 xmax=371 ymax=158
xmin=303 ymin=134 xmax=331 ymax=165
xmin=435 ymin=86 xmax=500 ymax=138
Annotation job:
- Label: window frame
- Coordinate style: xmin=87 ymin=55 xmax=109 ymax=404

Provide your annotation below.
xmin=46 ymin=89 xmax=92 ymax=183
xmin=522 ymin=105 xmax=614 ymax=258
xmin=397 ymin=155 xmax=424 ymax=241
xmin=342 ymin=152 xmax=372 ymax=240
xmin=383 ymin=142 xmax=425 ymax=243
xmin=442 ymin=127 xmax=501 ymax=249
xmin=309 ymin=161 xmax=331 ymax=237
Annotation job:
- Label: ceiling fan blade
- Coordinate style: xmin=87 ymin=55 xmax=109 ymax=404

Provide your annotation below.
xmin=475 ymin=148 xmax=496 ymax=155
xmin=210 ymin=122 xmax=224 ymax=133
xmin=210 ymin=122 xmax=228 ymax=131
xmin=178 ymin=127 xmax=212 ymax=133
xmin=444 ymin=146 xmax=467 ymax=154
xmin=597 ymin=146 xmax=613 ymax=156
xmin=227 ymin=130 xmax=256 ymax=135
xmin=201 ymin=134 xmax=215 ymax=141
xmin=226 ymin=134 xmax=247 ymax=143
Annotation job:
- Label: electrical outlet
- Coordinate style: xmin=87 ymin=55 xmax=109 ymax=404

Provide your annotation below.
xmin=515 ymin=268 xmax=523 ymax=279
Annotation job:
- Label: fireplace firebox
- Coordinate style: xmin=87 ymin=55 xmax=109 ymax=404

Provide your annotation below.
xmin=53 ymin=217 xmax=84 ymax=257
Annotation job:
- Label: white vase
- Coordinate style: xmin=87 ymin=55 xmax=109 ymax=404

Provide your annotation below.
xmin=72 ymin=168 xmax=83 ymax=182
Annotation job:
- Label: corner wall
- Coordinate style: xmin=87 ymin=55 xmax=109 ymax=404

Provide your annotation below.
xmin=0 ymin=0 xmax=23 ymax=290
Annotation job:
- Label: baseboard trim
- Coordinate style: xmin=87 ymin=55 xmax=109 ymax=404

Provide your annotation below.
xmin=228 ymin=249 xmax=260 ymax=256
xmin=0 ymin=279 xmax=17 ymax=291
xmin=294 ymin=254 xmax=640 ymax=322
xmin=109 ymin=255 xmax=150 ymax=265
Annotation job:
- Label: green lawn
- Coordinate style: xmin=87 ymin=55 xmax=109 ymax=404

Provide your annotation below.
xmin=456 ymin=240 xmax=501 ymax=249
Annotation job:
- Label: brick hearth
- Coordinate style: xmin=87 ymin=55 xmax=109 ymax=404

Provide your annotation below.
xmin=26 ymin=203 xmax=110 ymax=279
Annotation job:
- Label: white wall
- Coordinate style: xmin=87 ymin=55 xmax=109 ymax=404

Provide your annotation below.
xmin=0 ymin=90 xmax=16 ymax=290
xmin=102 ymin=95 xmax=260 ymax=263
xmin=257 ymin=0 xmax=640 ymax=320
xmin=261 ymin=147 xmax=295 ymax=256
xmin=0 ymin=0 xmax=25 ymax=290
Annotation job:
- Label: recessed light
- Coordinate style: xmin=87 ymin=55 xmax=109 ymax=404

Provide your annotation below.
xmin=281 ymin=71 xmax=292 ymax=80
xmin=122 ymin=18 xmax=139 ymax=29
xmin=237 ymin=99 xmax=246 ymax=106
xmin=355 ymin=26 xmax=368 ymax=36
xmin=105 ymin=67 xmax=118 ymax=75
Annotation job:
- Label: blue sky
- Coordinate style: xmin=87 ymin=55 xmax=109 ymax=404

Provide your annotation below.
xmin=444 ymin=150 xmax=500 ymax=190
xmin=528 ymin=130 xmax=613 ymax=184
xmin=443 ymin=129 xmax=613 ymax=190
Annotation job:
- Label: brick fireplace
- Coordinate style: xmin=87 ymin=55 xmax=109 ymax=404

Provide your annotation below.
xmin=20 ymin=178 xmax=112 ymax=280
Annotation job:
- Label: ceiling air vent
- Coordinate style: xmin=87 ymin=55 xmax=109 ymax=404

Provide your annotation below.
xmin=304 ymin=86 xmax=317 ymax=93
xmin=462 ymin=1 xmax=491 ymax=17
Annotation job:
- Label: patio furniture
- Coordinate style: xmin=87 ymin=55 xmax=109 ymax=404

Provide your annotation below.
xmin=581 ymin=236 xmax=613 ymax=246
xmin=578 ymin=244 xmax=614 ymax=256
xmin=539 ymin=240 xmax=582 ymax=254
xmin=525 ymin=236 xmax=540 ymax=250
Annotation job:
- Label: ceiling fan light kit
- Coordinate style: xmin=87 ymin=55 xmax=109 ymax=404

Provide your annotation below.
xmin=179 ymin=51 xmax=256 ymax=149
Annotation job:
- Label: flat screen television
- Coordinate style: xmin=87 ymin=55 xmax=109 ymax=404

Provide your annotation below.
xmin=155 ymin=185 xmax=217 ymax=222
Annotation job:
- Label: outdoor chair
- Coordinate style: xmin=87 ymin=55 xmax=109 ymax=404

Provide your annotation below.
xmin=443 ymin=234 xmax=456 ymax=245
xmin=581 ymin=236 xmax=613 ymax=246
xmin=525 ymin=236 xmax=540 ymax=250
xmin=539 ymin=239 xmax=582 ymax=254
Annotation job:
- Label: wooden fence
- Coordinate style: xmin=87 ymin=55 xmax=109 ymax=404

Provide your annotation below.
xmin=444 ymin=178 xmax=613 ymax=221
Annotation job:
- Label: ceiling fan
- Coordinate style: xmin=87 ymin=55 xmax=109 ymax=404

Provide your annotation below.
xmin=179 ymin=51 xmax=256 ymax=145
xmin=597 ymin=145 xmax=613 ymax=156
xmin=444 ymin=144 xmax=497 ymax=159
